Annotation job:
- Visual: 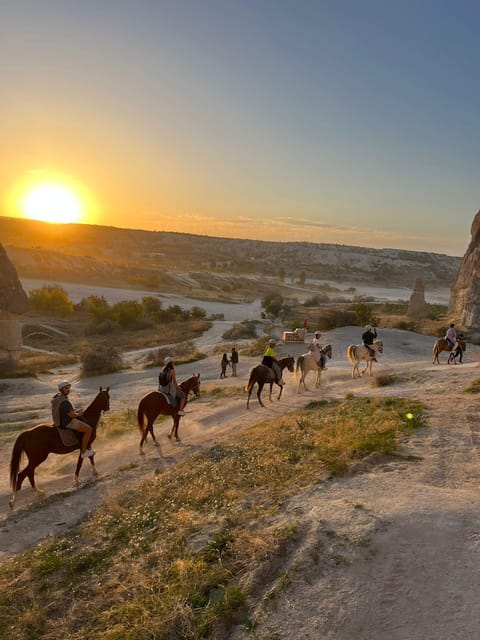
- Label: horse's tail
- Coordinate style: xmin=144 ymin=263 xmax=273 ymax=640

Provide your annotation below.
xmin=245 ymin=370 xmax=256 ymax=393
xmin=10 ymin=432 xmax=26 ymax=491
xmin=137 ymin=399 xmax=146 ymax=433
xmin=294 ymin=356 xmax=304 ymax=380
xmin=346 ymin=345 xmax=356 ymax=365
xmin=432 ymin=340 xmax=440 ymax=364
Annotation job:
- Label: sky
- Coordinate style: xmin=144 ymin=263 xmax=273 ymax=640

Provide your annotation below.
xmin=1 ymin=0 xmax=479 ymax=256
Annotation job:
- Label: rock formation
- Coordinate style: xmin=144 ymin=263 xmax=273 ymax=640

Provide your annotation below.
xmin=0 ymin=244 xmax=29 ymax=365
xmin=448 ymin=211 xmax=480 ymax=338
xmin=407 ymin=278 xmax=429 ymax=318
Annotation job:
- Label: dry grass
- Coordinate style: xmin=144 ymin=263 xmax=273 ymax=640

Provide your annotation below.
xmin=463 ymin=378 xmax=480 ymax=393
xmin=0 ymin=396 xmax=426 ymax=639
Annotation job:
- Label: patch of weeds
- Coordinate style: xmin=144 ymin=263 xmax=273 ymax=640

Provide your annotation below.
xmin=305 ymin=399 xmax=332 ymax=410
xmin=464 ymin=378 xmax=480 ymax=393
xmin=372 ymin=373 xmax=397 ymax=387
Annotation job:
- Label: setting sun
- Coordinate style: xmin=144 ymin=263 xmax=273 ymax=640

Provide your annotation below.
xmin=21 ymin=183 xmax=83 ymax=224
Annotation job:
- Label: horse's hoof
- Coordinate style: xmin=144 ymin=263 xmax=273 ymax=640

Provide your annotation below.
xmin=33 ymin=488 xmax=45 ymax=496
xmin=167 ymin=434 xmax=172 ymax=440
xmin=139 ymin=449 xmax=145 ymax=456
xmin=154 ymin=441 xmax=159 ymax=447
xmin=175 ymin=437 xmax=181 ymax=442
xmin=8 ymin=499 xmax=14 ymax=510
xmin=92 ymin=468 xmax=98 ymax=477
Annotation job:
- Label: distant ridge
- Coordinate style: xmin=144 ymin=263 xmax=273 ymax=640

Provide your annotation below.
xmin=0 ymin=215 xmax=461 ymax=291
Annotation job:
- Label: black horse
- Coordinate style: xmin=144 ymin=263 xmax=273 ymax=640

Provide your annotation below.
xmin=245 ymin=356 xmax=295 ymax=408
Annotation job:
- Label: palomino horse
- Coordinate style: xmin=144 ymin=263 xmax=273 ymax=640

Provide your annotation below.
xmin=432 ymin=338 xmax=466 ymax=364
xmin=346 ymin=340 xmax=383 ymax=378
xmin=245 ymin=356 xmax=295 ymax=408
xmin=294 ymin=345 xmax=332 ymax=393
xmin=137 ymin=374 xmax=201 ymax=452
xmin=9 ymin=386 xmax=110 ymax=509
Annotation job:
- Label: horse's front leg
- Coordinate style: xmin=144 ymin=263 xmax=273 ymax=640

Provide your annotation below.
xmin=277 ymin=381 xmax=283 ymax=400
xmin=74 ymin=453 xmax=84 ymax=485
xmin=315 ymin=369 xmax=322 ymax=388
xmin=269 ymin=382 xmax=274 ymax=402
xmin=361 ymin=361 xmax=369 ymax=376
xmin=88 ymin=453 xmax=98 ymax=477
xmin=174 ymin=416 xmax=181 ymax=441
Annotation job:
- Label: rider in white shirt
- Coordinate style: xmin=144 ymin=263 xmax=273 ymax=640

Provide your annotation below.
xmin=309 ymin=331 xmax=327 ymax=370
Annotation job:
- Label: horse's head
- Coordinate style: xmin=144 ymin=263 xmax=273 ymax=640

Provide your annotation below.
xmin=374 ymin=340 xmax=383 ymax=354
xmin=323 ymin=344 xmax=332 ymax=359
xmin=182 ymin=374 xmax=201 ymax=399
xmin=97 ymin=386 xmax=110 ymax=412
xmin=282 ymin=356 xmax=295 ymax=372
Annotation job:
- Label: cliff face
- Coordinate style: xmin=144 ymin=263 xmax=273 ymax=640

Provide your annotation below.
xmin=0 ymin=243 xmax=29 ymax=314
xmin=0 ymin=243 xmax=29 ymax=364
xmin=448 ymin=211 xmax=480 ymax=330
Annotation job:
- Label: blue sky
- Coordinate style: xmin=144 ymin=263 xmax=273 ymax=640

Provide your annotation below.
xmin=1 ymin=0 xmax=479 ymax=255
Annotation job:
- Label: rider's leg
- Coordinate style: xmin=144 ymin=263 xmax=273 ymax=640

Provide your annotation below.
xmin=68 ymin=418 xmax=94 ymax=456
xmin=320 ymin=353 xmax=327 ymax=370
xmin=177 ymin=389 xmax=186 ymax=415
xmin=272 ymin=362 xmax=284 ymax=385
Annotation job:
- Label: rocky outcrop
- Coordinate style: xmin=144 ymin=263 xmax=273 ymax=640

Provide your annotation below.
xmin=0 ymin=244 xmax=29 ymax=365
xmin=407 ymin=278 xmax=429 ymax=318
xmin=448 ymin=210 xmax=480 ymax=336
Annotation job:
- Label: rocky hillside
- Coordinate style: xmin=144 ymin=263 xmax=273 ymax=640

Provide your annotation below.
xmin=1 ymin=216 xmax=461 ymax=292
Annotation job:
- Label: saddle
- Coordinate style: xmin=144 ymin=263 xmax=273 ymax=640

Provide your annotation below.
xmin=55 ymin=426 xmax=82 ymax=447
xmin=158 ymin=390 xmax=177 ymax=408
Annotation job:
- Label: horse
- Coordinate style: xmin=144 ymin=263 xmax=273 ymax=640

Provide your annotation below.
xmin=137 ymin=374 xmax=201 ymax=453
xmin=432 ymin=338 xmax=466 ymax=364
xmin=245 ymin=356 xmax=295 ymax=408
xmin=346 ymin=340 xmax=384 ymax=378
xmin=294 ymin=345 xmax=332 ymax=393
xmin=9 ymin=386 xmax=110 ymax=509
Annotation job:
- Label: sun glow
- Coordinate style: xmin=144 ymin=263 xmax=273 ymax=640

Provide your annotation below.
xmin=20 ymin=183 xmax=84 ymax=224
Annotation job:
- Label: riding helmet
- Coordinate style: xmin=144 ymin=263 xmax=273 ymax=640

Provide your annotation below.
xmin=269 ymin=338 xmax=276 ymax=345
xmin=58 ymin=381 xmax=71 ymax=390
xmin=164 ymin=356 xmax=174 ymax=365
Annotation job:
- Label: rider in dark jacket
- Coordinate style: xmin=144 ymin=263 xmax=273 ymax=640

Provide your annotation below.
xmin=362 ymin=325 xmax=378 ymax=360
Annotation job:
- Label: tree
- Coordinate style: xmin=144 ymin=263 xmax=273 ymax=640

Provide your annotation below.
xmin=82 ymin=295 xmax=111 ymax=323
xmin=262 ymin=291 xmax=284 ymax=317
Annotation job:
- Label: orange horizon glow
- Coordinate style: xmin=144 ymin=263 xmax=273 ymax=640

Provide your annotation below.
xmin=6 ymin=172 xmax=97 ymax=225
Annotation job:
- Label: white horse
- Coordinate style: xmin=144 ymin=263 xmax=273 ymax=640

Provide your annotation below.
xmin=346 ymin=340 xmax=383 ymax=378
xmin=294 ymin=345 xmax=332 ymax=393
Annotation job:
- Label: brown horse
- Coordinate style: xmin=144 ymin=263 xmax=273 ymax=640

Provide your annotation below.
xmin=9 ymin=386 xmax=110 ymax=509
xmin=432 ymin=337 xmax=466 ymax=364
xmin=245 ymin=356 xmax=295 ymax=408
xmin=137 ymin=374 xmax=201 ymax=452
xmin=294 ymin=345 xmax=332 ymax=392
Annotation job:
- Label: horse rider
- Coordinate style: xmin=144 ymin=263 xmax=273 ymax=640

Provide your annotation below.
xmin=445 ymin=323 xmax=458 ymax=353
xmin=309 ymin=330 xmax=327 ymax=370
xmin=159 ymin=356 xmax=186 ymax=416
xmin=362 ymin=325 xmax=378 ymax=361
xmin=51 ymin=381 xmax=95 ymax=458
xmin=262 ymin=338 xmax=284 ymax=385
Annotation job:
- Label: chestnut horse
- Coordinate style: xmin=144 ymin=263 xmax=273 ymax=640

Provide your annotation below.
xmin=245 ymin=356 xmax=295 ymax=408
xmin=346 ymin=340 xmax=384 ymax=378
xmin=137 ymin=374 xmax=201 ymax=453
xmin=294 ymin=345 xmax=332 ymax=393
xmin=432 ymin=338 xmax=466 ymax=364
xmin=9 ymin=386 xmax=110 ymax=509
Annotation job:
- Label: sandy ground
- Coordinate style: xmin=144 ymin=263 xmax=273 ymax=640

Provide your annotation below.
xmin=2 ymin=324 xmax=480 ymax=639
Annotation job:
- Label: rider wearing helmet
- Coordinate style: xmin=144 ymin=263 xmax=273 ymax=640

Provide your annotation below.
xmin=445 ymin=323 xmax=458 ymax=353
xmin=262 ymin=338 xmax=284 ymax=385
xmin=362 ymin=325 xmax=378 ymax=360
xmin=159 ymin=356 xmax=186 ymax=416
xmin=51 ymin=381 xmax=95 ymax=458
xmin=310 ymin=330 xmax=327 ymax=370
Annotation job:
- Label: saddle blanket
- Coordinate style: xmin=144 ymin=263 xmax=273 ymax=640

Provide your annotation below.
xmin=55 ymin=426 xmax=82 ymax=447
xmin=157 ymin=390 xmax=176 ymax=407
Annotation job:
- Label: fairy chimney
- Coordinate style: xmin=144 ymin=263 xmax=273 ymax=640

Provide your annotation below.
xmin=448 ymin=210 xmax=480 ymax=339
xmin=0 ymin=244 xmax=29 ymax=364
xmin=407 ymin=278 xmax=429 ymax=318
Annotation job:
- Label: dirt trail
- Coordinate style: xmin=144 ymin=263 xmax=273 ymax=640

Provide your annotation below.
xmin=2 ymin=327 xmax=480 ymax=640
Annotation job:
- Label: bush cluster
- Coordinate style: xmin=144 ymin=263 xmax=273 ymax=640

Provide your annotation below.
xmin=78 ymin=295 xmax=207 ymax=331
xmin=29 ymin=285 xmax=74 ymax=317
xmin=81 ymin=346 xmax=123 ymax=377
xmin=222 ymin=321 xmax=258 ymax=340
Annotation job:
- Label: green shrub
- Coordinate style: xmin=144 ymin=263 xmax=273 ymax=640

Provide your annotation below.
xmin=29 ymin=285 xmax=73 ymax=317
xmin=316 ymin=308 xmax=357 ymax=330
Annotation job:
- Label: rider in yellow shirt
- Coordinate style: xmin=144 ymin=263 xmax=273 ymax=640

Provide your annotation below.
xmin=262 ymin=338 xmax=284 ymax=385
